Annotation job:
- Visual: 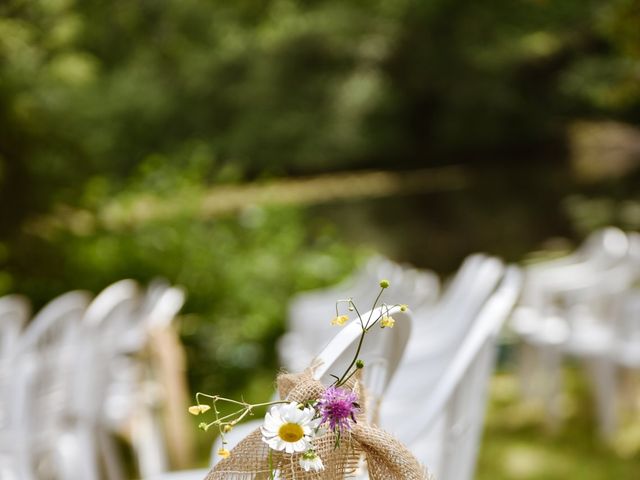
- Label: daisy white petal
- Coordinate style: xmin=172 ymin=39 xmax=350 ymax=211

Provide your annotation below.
xmin=260 ymin=402 xmax=319 ymax=454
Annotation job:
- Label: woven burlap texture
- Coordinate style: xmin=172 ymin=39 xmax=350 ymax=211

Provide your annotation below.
xmin=204 ymin=369 xmax=429 ymax=480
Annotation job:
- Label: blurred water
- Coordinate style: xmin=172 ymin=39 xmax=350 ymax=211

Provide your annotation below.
xmin=313 ymin=162 xmax=576 ymax=274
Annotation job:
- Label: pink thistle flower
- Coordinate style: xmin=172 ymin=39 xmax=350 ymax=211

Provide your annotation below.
xmin=317 ymin=386 xmax=359 ymax=433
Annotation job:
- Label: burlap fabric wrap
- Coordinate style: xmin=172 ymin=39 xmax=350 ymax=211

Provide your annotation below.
xmin=205 ymin=369 xmax=429 ymax=480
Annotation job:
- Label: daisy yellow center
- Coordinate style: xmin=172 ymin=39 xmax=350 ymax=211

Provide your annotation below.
xmin=278 ymin=423 xmax=304 ymax=442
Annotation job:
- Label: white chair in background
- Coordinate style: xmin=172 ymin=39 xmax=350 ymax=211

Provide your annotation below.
xmin=0 ymin=279 xmax=188 ymax=480
xmin=72 ymin=279 xmax=141 ymax=480
xmin=404 ymin=267 xmax=521 ymax=480
xmin=127 ymin=283 xmax=188 ymax=479
xmin=383 ymin=254 xmax=503 ymax=402
xmin=522 ymin=227 xmax=629 ymax=281
xmin=7 ymin=290 xmax=92 ymax=480
xmin=512 ymin=227 xmax=629 ymax=340
xmin=592 ymin=232 xmax=640 ymax=437
xmin=614 ymin=233 xmax=640 ymax=368
xmin=87 ymin=278 xmax=188 ymax=480
xmin=615 ymin=291 xmax=640 ymax=368
xmin=102 ymin=279 xmax=178 ymax=432
xmin=510 ymin=227 xmax=638 ymax=437
xmin=0 ymin=294 xmax=31 ymax=480
xmin=380 ymin=255 xmax=510 ymax=479
xmin=0 ymin=295 xmax=30 ymax=359
xmin=0 ymin=294 xmax=30 ymax=426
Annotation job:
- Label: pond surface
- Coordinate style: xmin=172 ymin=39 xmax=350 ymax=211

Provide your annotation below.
xmin=313 ymin=161 xmax=577 ymax=274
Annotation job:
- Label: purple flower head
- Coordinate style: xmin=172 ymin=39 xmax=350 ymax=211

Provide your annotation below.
xmin=317 ymin=386 xmax=359 ymax=433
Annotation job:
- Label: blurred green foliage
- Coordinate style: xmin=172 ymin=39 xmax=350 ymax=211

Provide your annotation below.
xmin=6 ymin=155 xmax=361 ymax=394
xmin=1 ymin=0 xmax=640 ymax=420
xmin=1 ymin=0 xmax=640 ymax=471
xmin=1 ymin=0 xmax=639 ymax=219
xmin=2 ymin=0 xmax=640 ymax=225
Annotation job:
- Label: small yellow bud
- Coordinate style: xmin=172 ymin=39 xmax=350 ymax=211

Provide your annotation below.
xmin=400 ymin=304 xmax=408 ymax=312
xmin=218 ymin=448 xmax=230 ymax=458
xmin=379 ymin=279 xmax=390 ymax=289
xmin=223 ymin=424 xmax=233 ymax=433
xmin=380 ymin=316 xmax=395 ymax=328
xmin=331 ymin=315 xmax=349 ymax=326
xmin=198 ymin=422 xmax=209 ymax=431
xmin=188 ymin=405 xmax=201 ymax=415
xmin=199 ymin=404 xmax=211 ymax=413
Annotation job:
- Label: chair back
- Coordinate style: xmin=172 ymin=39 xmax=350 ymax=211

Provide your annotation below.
xmin=10 ymin=291 xmax=91 ymax=480
xmin=0 ymin=295 xmax=30 ymax=359
xmin=379 ymin=257 xmax=516 ymax=480
xmin=411 ymin=267 xmax=521 ymax=480
xmin=0 ymin=295 xmax=30 ymax=430
xmin=386 ymin=255 xmax=504 ymax=401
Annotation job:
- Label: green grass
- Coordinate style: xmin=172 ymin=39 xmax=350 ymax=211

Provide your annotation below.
xmin=477 ymin=370 xmax=640 ymax=480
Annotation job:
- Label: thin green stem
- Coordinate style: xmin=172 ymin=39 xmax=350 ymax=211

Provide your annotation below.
xmin=350 ymin=300 xmax=365 ymax=329
xmin=198 ymin=399 xmax=291 ymax=430
xmin=269 ymin=449 xmax=274 ymax=480
xmin=365 ymin=287 xmax=385 ymax=328
xmin=365 ymin=311 xmax=385 ymax=332
xmin=334 ymin=288 xmax=390 ymax=386
xmin=339 ymin=367 xmax=359 ymax=386
xmin=335 ymin=328 xmax=366 ymax=386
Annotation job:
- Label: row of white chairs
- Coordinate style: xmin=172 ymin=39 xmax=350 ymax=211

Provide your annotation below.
xmin=1 ymin=253 xmax=520 ymax=479
xmin=7 ymin=229 xmax=633 ymax=479
xmin=0 ymin=279 xmax=186 ymax=480
xmin=154 ymin=254 xmax=520 ymax=480
xmin=511 ymin=227 xmax=640 ymax=438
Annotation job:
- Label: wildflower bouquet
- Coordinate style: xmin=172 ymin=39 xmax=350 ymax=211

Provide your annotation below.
xmin=190 ymin=280 xmax=429 ymax=479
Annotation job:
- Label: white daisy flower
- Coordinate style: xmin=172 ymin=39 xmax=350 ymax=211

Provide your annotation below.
xmin=299 ymin=450 xmax=324 ymax=472
xmin=260 ymin=402 xmax=320 ymax=454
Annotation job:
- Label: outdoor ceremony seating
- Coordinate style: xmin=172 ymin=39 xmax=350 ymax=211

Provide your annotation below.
xmin=0 ymin=295 xmax=30 ymax=360
xmin=10 ymin=290 xmax=92 ymax=480
xmin=510 ymin=227 xmax=640 ymax=438
xmin=613 ymin=232 xmax=640 ymax=368
xmin=395 ymin=266 xmax=521 ymax=480
xmin=9 ymin=232 xmax=638 ymax=479
xmin=126 ymin=281 xmax=189 ymax=479
xmin=377 ymin=256 xmax=519 ymax=480
xmin=0 ymin=294 xmax=32 ymax=480
xmin=0 ymin=279 xmax=186 ymax=480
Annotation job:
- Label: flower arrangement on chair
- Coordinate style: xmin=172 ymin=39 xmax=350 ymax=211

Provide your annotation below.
xmin=189 ymin=280 xmax=429 ymax=479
